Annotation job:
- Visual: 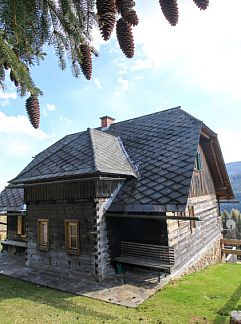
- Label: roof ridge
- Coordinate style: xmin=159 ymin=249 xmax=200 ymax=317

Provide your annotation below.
xmin=105 ymin=106 xmax=182 ymax=128
xmin=88 ymin=128 xmax=100 ymax=172
xmin=116 ymin=136 xmax=139 ymax=178
xmin=178 ymin=108 xmax=203 ymax=124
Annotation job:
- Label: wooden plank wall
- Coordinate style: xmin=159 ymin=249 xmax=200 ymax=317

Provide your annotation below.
xmin=25 ymin=180 xmax=118 ymax=202
xmin=27 ymin=200 xmax=96 ymax=277
xmin=189 ymin=146 xmax=216 ymax=197
xmin=168 ymin=146 xmax=221 ymax=271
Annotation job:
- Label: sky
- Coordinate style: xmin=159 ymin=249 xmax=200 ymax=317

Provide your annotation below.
xmin=1 ymin=0 xmax=241 ymax=191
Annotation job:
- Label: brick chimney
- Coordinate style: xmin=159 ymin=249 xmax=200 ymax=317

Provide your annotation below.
xmin=100 ymin=116 xmax=115 ymax=130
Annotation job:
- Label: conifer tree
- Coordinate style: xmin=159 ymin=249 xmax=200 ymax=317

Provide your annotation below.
xmin=0 ymin=0 xmax=210 ymax=128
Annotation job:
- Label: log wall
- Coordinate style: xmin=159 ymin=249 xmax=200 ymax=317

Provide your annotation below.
xmin=168 ymin=146 xmax=221 ymax=272
xmin=27 ymin=200 xmax=96 ymax=277
xmin=94 ymin=199 xmax=115 ymax=281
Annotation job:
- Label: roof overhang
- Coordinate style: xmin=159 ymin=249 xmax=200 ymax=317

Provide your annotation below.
xmin=106 ymin=211 xmax=201 ymax=221
xmin=200 ymin=125 xmax=234 ymax=200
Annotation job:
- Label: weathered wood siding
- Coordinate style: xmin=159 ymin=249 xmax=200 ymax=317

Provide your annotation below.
xmin=24 ymin=180 xmax=124 ymax=280
xmin=167 ymin=146 xmax=221 ymax=271
xmin=27 ymin=200 xmax=96 ymax=277
xmin=189 ymin=146 xmax=216 ymax=198
xmin=25 ymin=179 xmax=118 ymax=202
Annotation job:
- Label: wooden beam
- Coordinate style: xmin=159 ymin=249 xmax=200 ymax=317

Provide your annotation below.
xmin=221 ymin=239 xmax=241 ymax=246
xmin=106 ymin=213 xmax=201 ymax=221
xmin=210 ymin=140 xmax=224 ymax=186
xmin=222 ymin=248 xmax=241 ymax=256
xmin=200 ymin=130 xmax=210 ymax=140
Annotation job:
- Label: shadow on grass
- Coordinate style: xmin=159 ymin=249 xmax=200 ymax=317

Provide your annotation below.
xmin=0 ymin=275 xmax=117 ymax=322
xmin=214 ymin=283 xmax=241 ymax=323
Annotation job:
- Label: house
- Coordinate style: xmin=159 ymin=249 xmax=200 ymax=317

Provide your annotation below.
xmin=0 ymin=186 xmax=27 ymax=253
xmin=9 ymin=107 xmax=234 ymax=281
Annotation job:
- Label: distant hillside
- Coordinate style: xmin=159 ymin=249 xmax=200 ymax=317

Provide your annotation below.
xmin=221 ymin=161 xmax=241 ymax=212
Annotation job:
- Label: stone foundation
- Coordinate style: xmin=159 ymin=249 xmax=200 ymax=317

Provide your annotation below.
xmin=184 ymin=237 xmax=222 ymax=275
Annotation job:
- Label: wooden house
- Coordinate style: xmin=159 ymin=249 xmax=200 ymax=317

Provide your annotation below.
xmin=9 ymin=107 xmax=234 ymax=281
xmin=0 ymin=186 xmax=27 ymax=254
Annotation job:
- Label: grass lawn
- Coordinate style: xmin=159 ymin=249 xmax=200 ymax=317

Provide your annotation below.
xmin=0 ymin=263 xmax=241 ymax=323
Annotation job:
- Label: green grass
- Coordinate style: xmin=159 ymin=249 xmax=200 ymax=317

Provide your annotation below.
xmin=0 ymin=263 xmax=241 ymax=323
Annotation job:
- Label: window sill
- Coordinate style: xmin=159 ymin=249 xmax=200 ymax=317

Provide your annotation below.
xmin=38 ymin=245 xmax=49 ymax=251
xmin=66 ymin=249 xmax=80 ymax=256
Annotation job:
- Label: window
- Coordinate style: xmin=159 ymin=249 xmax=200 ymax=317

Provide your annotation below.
xmin=38 ymin=219 xmax=49 ymax=250
xmin=188 ymin=206 xmax=196 ymax=233
xmin=65 ymin=220 xmax=80 ymax=255
xmin=194 ymin=150 xmax=202 ymax=171
xmin=17 ymin=215 xmax=26 ymax=236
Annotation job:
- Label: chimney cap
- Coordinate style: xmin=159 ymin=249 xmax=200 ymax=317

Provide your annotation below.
xmin=100 ymin=116 xmax=115 ymax=122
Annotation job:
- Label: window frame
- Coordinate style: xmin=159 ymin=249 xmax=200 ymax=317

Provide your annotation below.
xmin=65 ymin=219 xmax=80 ymax=255
xmin=17 ymin=215 xmax=26 ymax=237
xmin=194 ymin=150 xmax=202 ymax=171
xmin=37 ymin=219 xmax=49 ymax=250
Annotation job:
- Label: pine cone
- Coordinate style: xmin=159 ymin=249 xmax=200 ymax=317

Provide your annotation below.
xmin=80 ymin=44 xmax=92 ymax=80
xmin=193 ymin=0 xmax=209 ymax=10
xmin=116 ymin=18 xmax=134 ymax=58
xmin=96 ymin=0 xmax=116 ymax=40
xmin=25 ymin=95 xmax=40 ymax=129
xmin=122 ymin=9 xmax=139 ymax=26
xmin=10 ymin=70 xmax=14 ymax=82
xmin=116 ymin=0 xmax=135 ymax=14
xmin=159 ymin=0 xmax=179 ymax=26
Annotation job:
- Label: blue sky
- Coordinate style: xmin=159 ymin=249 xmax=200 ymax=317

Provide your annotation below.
xmin=0 ymin=0 xmax=241 ymax=191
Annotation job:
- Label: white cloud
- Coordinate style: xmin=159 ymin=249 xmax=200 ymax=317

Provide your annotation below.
xmin=94 ymin=77 xmax=102 ymax=89
xmin=46 ymin=104 xmax=56 ymax=111
xmin=218 ymin=129 xmax=241 ymax=163
xmin=131 ymin=0 xmax=241 ymax=101
xmin=0 ymin=113 xmax=56 ymax=188
xmin=0 ymin=91 xmax=17 ymax=100
xmin=92 ymin=27 xmax=106 ymax=51
xmin=0 ymin=89 xmax=17 ymax=106
xmin=43 ymin=103 xmax=57 ymax=116
xmin=116 ymin=77 xmax=129 ymax=93
xmin=59 ymin=116 xmax=72 ymax=124
xmin=0 ymin=112 xmax=50 ymax=139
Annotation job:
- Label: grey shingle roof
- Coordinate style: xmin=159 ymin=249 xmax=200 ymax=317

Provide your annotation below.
xmin=9 ymin=107 xmax=204 ymax=212
xmin=0 ymin=187 xmax=25 ymax=212
xmin=105 ymin=107 xmax=202 ymax=212
xmin=11 ymin=128 xmax=137 ymax=184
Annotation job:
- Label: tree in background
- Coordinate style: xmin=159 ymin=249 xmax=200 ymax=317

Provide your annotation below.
xmin=222 ymin=209 xmax=241 ymax=239
xmin=0 ymin=0 xmax=209 ymax=128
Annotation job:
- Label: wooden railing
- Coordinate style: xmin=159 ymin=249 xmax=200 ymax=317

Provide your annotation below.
xmin=221 ymin=238 xmax=241 ymax=256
